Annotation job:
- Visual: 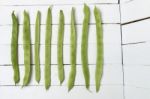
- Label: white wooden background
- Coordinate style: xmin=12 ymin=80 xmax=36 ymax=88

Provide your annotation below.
xmin=0 ymin=0 xmax=149 ymax=99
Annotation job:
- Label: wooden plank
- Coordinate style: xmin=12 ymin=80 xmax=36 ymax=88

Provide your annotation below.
xmin=0 ymin=0 xmax=118 ymax=5
xmin=0 ymin=24 xmax=121 ymax=65
xmin=121 ymin=0 xmax=150 ymax=24
xmin=125 ymin=86 xmax=150 ymax=99
xmin=122 ymin=19 xmax=150 ymax=44
xmin=0 ymin=65 xmax=123 ymax=85
xmin=120 ymin=0 xmax=134 ymax=4
xmin=0 ymin=44 xmax=122 ymax=65
xmin=0 ymin=24 xmax=121 ymax=44
xmin=124 ymin=66 xmax=150 ymax=88
xmin=0 ymin=5 xmax=120 ymax=25
xmin=123 ymin=42 xmax=150 ymax=65
xmin=0 ymin=86 xmax=123 ymax=99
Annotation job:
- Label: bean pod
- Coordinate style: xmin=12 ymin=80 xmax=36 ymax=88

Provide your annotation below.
xmin=94 ymin=6 xmax=103 ymax=92
xmin=23 ymin=11 xmax=31 ymax=86
xmin=45 ymin=7 xmax=52 ymax=90
xmin=81 ymin=4 xmax=90 ymax=90
xmin=35 ymin=11 xmax=41 ymax=83
xmin=57 ymin=10 xmax=65 ymax=84
xmin=68 ymin=8 xmax=77 ymax=91
xmin=11 ymin=12 xmax=20 ymax=84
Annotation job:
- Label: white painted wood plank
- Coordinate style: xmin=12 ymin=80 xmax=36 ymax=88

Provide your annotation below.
xmin=0 ymin=86 xmax=123 ymax=99
xmin=0 ymin=24 xmax=121 ymax=45
xmin=122 ymin=19 xmax=150 ymax=44
xmin=0 ymin=24 xmax=121 ymax=65
xmin=0 ymin=5 xmax=120 ymax=25
xmin=120 ymin=0 xmax=133 ymax=3
xmin=124 ymin=66 xmax=150 ymax=88
xmin=121 ymin=0 xmax=150 ymax=23
xmin=0 ymin=44 xmax=122 ymax=65
xmin=123 ymin=42 xmax=150 ymax=65
xmin=0 ymin=0 xmax=118 ymax=5
xmin=125 ymin=86 xmax=150 ymax=99
xmin=0 ymin=65 xmax=123 ymax=85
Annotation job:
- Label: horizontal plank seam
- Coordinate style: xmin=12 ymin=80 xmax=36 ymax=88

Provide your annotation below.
xmin=0 ymin=23 xmax=121 ymax=26
xmin=0 ymin=3 xmax=119 ymax=7
xmin=121 ymin=16 xmax=150 ymax=25
xmin=0 ymin=84 xmax=123 ymax=87
xmin=0 ymin=63 xmax=122 ymax=66
xmin=124 ymin=84 xmax=150 ymax=90
xmin=122 ymin=41 xmax=146 ymax=46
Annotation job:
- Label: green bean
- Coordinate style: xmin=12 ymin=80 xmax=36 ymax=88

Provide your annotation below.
xmin=45 ymin=7 xmax=52 ymax=90
xmin=57 ymin=10 xmax=65 ymax=84
xmin=81 ymin=4 xmax=90 ymax=90
xmin=23 ymin=11 xmax=31 ymax=86
xmin=68 ymin=8 xmax=77 ymax=91
xmin=11 ymin=11 xmax=20 ymax=84
xmin=35 ymin=11 xmax=41 ymax=83
xmin=94 ymin=6 xmax=103 ymax=92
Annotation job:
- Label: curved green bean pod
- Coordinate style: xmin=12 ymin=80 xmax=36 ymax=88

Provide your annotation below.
xmin=57 ymin=10 xmax=65 ymax=84
xmin=94 ymin=6 xmax=103 ymax=92
xmin=81 ymin=4 xmax=90 ymax=90
xmin=11 ymin=12 xmax=20 ymax=84
xmin=35 ymin=11 xmax=41 ymax=83
xmin=23 ymin=11 xmax=31 ymax=86
xmin=68 ymin=8 xmax=77 ymax=91
xmin=45 ymin=7 xmax=52 ymax=90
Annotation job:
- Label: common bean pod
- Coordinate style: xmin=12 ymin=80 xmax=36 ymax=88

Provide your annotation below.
xmin=23 ymin=11 xmax=31 ymax=86
xmin=68 ymin=8 xmax=77 ymax=91
xmin=35 ymin=11 xmax=41 ymax=83
xmin=94 ymin=6 xmax=103 ymax=92
xmin=81 ymin=4 xmax=90 ymax=90
xmin=57 ymin=10 xmax=65 ymax=85
xmin=45 ymin=7 xmax=52 ymax=90
xmin=11 ymin=12 xmax=20 ymax=84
